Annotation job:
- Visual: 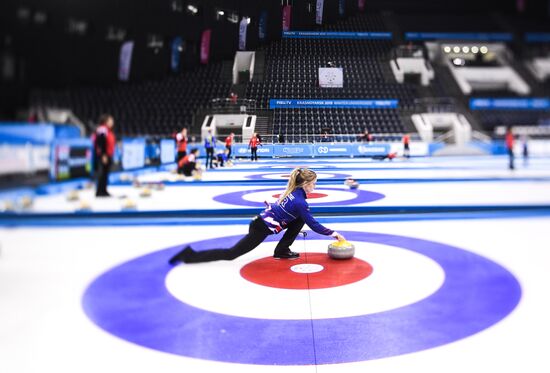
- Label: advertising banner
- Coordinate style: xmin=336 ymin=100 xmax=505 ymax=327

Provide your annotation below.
xmin=239 ymin=18 xmax=248 ymax=50
xmin=200 ymin=29 xmax=212 ymax=64
xmin=259 ymin=11 xmax=268 ymax=41
xmin=122 ymin=138 xmax=146 ymax=170
xmin=171 ymin=37 xmax=183 ymax=73
xmin=118 ymin=41 xmax=134 ymax=81
xmin=316 ymin=0 xmax=324 ymax=25
xmin=339 ymin=0 xmax=346 ymax=16
xmin=283 ymin=31 xmax=392 ymax=39
xmin=470 ymin=98 xmax=550 ymax=110
xmin=282 ymin=5 xmax=292 ymax=32
xmin=269 ymin=99 xmax=399 ymax=109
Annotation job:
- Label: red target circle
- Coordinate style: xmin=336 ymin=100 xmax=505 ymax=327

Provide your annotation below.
xmin=240 ymin=252 xmax=373 ymax=290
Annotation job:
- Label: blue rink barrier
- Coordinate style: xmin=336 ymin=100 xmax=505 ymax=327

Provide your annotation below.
xmin=3 ymin=205 xmax=550 ymax=227
xmin=230 ymin=143 xmax=391 ymax=158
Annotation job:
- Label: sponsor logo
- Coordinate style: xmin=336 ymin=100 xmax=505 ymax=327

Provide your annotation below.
xmin=357 ymin=145 xmax=387 ymax=154
xmin=317 ymin=146 xmax=329 ymax=154
xmin=282 ymin=147 xmax=304 ymax=154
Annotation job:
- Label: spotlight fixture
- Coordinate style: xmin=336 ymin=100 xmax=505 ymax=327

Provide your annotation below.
xmin=453 ymin=46 xmax=461 ymax=53
xmin=462 ymin=46 xmax=469 ymax=53
xmin=471 ymin=46 xmax=479 ymax=53
xmin=443 ymin=46 xmax=451 ymax=53
xmin=480 ymin=46 xmax=488 ymax=54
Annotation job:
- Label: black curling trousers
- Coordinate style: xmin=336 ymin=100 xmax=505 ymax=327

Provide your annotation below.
xmin=183 ymin=216 xmax=305 ymax=263
xmin=184 ymin=216 xmax=272 ymax=263
xmin=273 ymin=217 xmax=305 ymax=255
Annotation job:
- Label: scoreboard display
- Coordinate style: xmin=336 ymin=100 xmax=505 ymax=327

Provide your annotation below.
xmin=50 ymin=140 xmax=93 ymax=181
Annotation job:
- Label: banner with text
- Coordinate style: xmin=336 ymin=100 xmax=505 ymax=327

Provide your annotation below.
xmin=470 ymin=98 xmax=550 ymax=110
xmin=269 ymin=99 xmax=398 ymax=109
xmin=405 ymin=32 xmax=513 ymax=41
xmin=283 ymin=31 xmax=392 ymax=39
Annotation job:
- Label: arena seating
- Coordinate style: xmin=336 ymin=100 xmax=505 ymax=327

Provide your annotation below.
xmin=245 ymin=13 xmax=420 ymax=141
xmin=473 ymin=110 xmax=550 ymax=132
xmin=30 ymin=63 xmax=231 ymax=137
xmin=28 ymin=10 xmax=550 ymax=142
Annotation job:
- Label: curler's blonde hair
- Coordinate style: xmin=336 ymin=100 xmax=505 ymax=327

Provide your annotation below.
xmin=278 ymin=168 xmax=317 ymax=203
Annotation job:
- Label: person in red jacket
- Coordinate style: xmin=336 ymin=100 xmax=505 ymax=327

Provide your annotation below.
xmin=93 ymin=114 xmax=116 ymax=197
xmin=505 ymin=126 xmax=515 ymax=170
xmin=225 ymin=132 xmax=234 ymax=160
xmin=175 ymin=127 xmax=188 ymax=163
xmin=402 ymin=133 xmax=410 ymax=158
xmin=248 ymin=133 xmax=261 ymax=161
xmin=178 ymin=148 xmax=202 ymax=177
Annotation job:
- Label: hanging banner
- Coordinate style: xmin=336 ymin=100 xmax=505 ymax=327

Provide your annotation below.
xmin=200 ymin=29 xmax=212 ymax=64
xmin=282 ymin=5 xmax=292 ymax=32
xmin=358 ymin=0 xmax=365 ymax=11
xmin=259 ymin=11 xmax=268 ymax=41
xmin=171 ymin=37 xmax=183 ymax=73
xmin=239 ymin=18 xmax=248 ymax=50
xmin=316 ymin=0 xmax=324 ymax=25
xmin=118 ymin=41 xmax=134 ymax=81
xmin=339 ymin=0 xmax=346 ymax=16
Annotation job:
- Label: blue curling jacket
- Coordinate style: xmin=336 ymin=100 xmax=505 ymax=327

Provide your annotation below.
xmin=204 ymin=135 xmax=216 ymax=149
xmin=260 ymin=187 xmax=334 ymax=236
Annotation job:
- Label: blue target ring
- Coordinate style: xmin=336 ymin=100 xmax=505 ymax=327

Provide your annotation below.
xmin=212 ymin=187 xmax=385 ymax=207
xmin=82 ymin=231 xmax=521 ymax=365
xmin=246 ymin=172 xmax=351 ymax=180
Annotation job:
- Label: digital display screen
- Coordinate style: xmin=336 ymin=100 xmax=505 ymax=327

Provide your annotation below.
xmin=51 ymin=143 xmax=92 ymax=181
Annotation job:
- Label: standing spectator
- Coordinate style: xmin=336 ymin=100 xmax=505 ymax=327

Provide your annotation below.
xmin=521 ymin=134 xmax=529 ymax=166
xmin=175 ymin=127 xmax=188 ymax=163
xmin=229 ymin=92 xmax=238 ymax=104
xmin=248 ymin=132 xmax=262 ymax=161
xmin=225 ymin=132 xmax=234 ymax=160
xmin=505 ymin=126 xmax=515 ymax=170
xmin=402 ymin=133 xmax=410 ymax=158
xmin=93 ymin=114 xmax=116 ymax=197
xmin=204 ymin=129 xmax=216 ymax=169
